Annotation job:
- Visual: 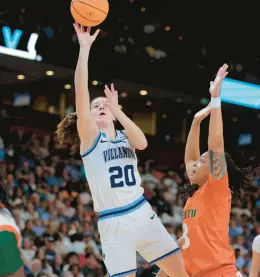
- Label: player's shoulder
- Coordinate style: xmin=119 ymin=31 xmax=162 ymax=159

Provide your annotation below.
xmin=206 ymin=172 xmax=229 ymax=192
xmin=0 ymin=208 xmax=12 ymax=221
xmin=252 ymin=235 xmax=260 ymax=253
xmin=203 ymin=173 xmax=230 ymax=200
xmin=208 ymin=172 xmax=229 ymax=185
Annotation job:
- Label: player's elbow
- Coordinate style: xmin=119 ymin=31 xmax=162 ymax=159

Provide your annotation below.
xmin=135 ymin=139 xmax=148 ymax=150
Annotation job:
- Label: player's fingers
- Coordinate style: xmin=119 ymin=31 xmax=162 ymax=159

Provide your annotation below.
xmin=223 ymin=63 xmax=229 ymax=70
xmin=104 ymin=89 xmax=109 ymax=99
xmin=93 ymin=29 xmax=100 ymax=39
xmin=80 ymin=24 xmax=84 ymax=32
xmin=104 ymin=85 xmax=112 ymax=99
xmin=111 ymin=83 xmax=115 ymax=93
xmin=216 ymin=67 xmax=223 ymax=77
xmin=87 ymin=27 xmax=91 ymax=34
xmin=73 ymin=23 xmax=80 ymax=33
xmin=220 ymin=71 xmax=228 ymax=81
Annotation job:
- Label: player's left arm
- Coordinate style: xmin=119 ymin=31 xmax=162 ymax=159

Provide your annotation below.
xmin=104 ymin=84 xmax=148 ymax=150
xmin=208 ymin=64 xmax=229 ymax=180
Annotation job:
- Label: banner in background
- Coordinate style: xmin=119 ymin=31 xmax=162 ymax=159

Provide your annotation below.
xmin=0 ymin=26 xmax=42 ymax=61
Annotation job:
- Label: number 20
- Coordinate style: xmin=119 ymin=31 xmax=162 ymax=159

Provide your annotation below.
xmin=109 ymin=165 xmax=136 ymax=188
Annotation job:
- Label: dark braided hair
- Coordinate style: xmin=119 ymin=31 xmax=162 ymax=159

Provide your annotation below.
xmin=180 ymin=152 xmax=258 ymax=200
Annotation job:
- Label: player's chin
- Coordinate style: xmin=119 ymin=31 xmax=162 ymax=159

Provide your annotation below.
xmin=96 ymin=118 xmax=110 ymax=127
xmin=190 ymin=174 xmax=199 ymax=185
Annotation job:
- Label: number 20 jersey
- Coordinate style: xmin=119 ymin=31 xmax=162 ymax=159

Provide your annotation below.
xmin=81 ymin=130 xmax=143 ymax=212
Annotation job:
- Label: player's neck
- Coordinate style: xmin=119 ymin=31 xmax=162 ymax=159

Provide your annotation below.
xmin=101 ymin=125 xmax=116 ymax=140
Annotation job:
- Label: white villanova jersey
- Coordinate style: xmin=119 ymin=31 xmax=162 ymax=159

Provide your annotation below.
xmin=81 ymin=130 xmax=144 ymax=212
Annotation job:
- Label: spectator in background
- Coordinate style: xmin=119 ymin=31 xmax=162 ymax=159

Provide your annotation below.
xmin=21 ymin=237 xmax=36 ymax=262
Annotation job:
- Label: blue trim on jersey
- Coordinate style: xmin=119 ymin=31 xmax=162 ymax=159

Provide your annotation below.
xmin=98 ymin=195 xmax=147 ymax=221
xmin=81 ymin=131 xmax=102 ymax=158
xmin=110 ymin=138 xmax=126 ymax=143
xmin=120 ymin=130 xmax=127 ymax=137
xmin=100 ymin=130 xmax=126 ymax=144
xmin=110 ymin=130 xmax=126 ymax=143
xmin=109 ymin=268 xmax=137 ymax=277
xmin=149 ymin=248 xmax=181 ymax=265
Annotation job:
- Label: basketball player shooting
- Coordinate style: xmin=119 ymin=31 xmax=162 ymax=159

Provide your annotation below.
xmin=56 ymin=23 xmax=190 ymax=277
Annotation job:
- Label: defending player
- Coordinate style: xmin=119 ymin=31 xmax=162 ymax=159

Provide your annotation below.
xmin=56 ymin=23 xmax=189 ymax=277
xmin=179 ymin=63 xmax=256 ymax=277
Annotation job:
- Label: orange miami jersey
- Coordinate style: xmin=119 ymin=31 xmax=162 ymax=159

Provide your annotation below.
xmin=180 ymin=174 xmax=237 ymax=277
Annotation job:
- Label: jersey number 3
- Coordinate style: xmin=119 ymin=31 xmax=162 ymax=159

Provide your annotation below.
xmin=109 ymin=165 xmax=136 ymax=188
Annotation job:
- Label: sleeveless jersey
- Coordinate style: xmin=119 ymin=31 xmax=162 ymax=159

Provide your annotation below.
xmin=81 ymin=130 xmax=143 ymax=212
xmin=180 ymin=173 xmax=236 ymax=277
xmin=252 ymin=235 xmax=260 ymax=253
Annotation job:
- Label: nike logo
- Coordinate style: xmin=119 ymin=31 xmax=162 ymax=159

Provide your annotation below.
xmin=101 ymin=140 xmax=109 ymax=143
xmin=150 ymin=214 xmax=156 ymax=219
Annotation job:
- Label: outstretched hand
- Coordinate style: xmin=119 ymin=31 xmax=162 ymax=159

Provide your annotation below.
xmin=104 ymin=84 xmax=120 ymax=116
xmin=209 ymin=63 xmax=229 ymax=98
xmin=194 ymin=104 xmax=211 ymax=124
xmin=73 ymin=22 xmax=100 ymax=48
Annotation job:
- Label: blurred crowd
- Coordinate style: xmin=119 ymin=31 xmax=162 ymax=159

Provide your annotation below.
xmin=0 ymin=129 xmax=259 ymax=277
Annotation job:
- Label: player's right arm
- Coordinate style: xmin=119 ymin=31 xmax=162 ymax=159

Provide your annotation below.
xmin=250 ymin=235 xmax=260 ymax=277
xmin=184 ymin=105 xmax=210 ymax=180
xmin=208 ymin=64 xmax=228 ymax=180
xmin=73 ymin=22 xmax=100 ymax=153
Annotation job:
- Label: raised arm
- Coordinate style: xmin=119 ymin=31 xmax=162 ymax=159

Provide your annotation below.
xmin=208 ymin=64 xmax=228 ymax=180
xmin=73 ymin=23 xmax=100 ymax=152
xmin=185 ymin=105 xmax=211 ymax=179
xmin=104 ymin=84 xmax=148 ymax=150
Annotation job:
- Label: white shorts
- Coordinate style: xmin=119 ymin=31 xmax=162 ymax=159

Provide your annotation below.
xmin=97 ymin=195 xmax=180 ymax=277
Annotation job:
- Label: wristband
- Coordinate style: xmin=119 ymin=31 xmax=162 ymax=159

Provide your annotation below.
xmin=211 ymin=97 xmax=221 ymax=108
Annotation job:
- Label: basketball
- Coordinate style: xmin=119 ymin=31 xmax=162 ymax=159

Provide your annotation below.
xmin=70 ymin=0 xmax=109 ymax=27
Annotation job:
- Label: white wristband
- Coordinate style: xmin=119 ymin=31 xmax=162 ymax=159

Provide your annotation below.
xmin=211 ymin=97 xmax=221 ymax=108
